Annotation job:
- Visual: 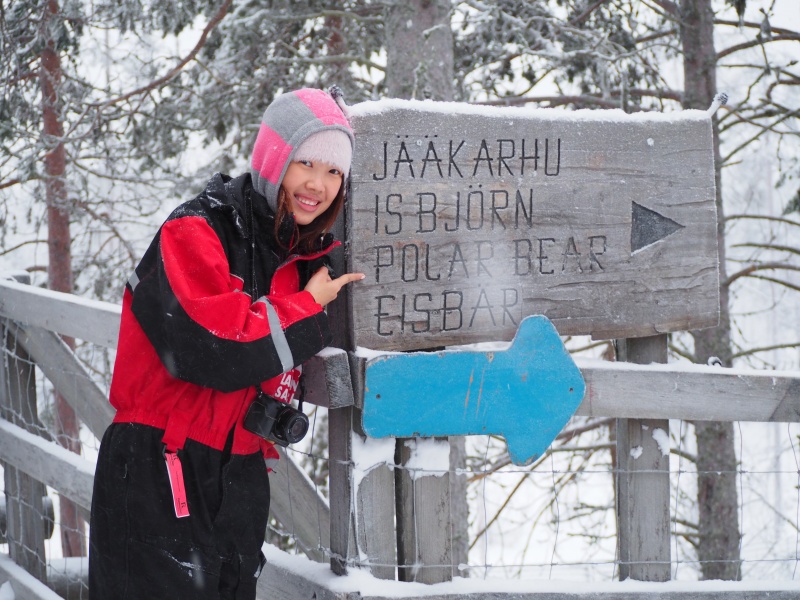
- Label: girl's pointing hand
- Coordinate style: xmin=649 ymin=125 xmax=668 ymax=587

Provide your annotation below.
xmin=305 ymin=267 xmax=365 ymax=307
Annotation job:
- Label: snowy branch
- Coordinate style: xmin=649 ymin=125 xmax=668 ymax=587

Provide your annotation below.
xmin=647 ymin=0 xmax=679 ymax=18
xmin=721 ymin=108 xmax=800 ymax=165
xmin=568 ymin=0 xmax=613 ymax=26
xmin=742 ymin=274 xmax=800 ymax=294
xmin=730 ymin=341 xmax=800 ymax=360
xmin=731 ymin=242 xmax=800 ymax=257
xmin=715 ymin=19 xmax=800 ymax=38
xmin=89 ymin=0 xmax=233 ymax=108
xmin=725 ymin=263 xmax=800 ymax=287
xmin=270 ymin=9 xmax=383 ymax=24
xmin=0 ymin=177 xmax=25 ymax=190
xmin=724 ymin=214 xmax=800 ymax=229
xmin=0 ymin=239 xmax=47 ymax=257
xmin=717 ymin=33 xmax=800 ymax=61
xmin=274 ymin=41 xmax=385 ymax=72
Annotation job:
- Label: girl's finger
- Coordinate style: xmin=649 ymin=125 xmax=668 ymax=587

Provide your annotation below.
xmin=335 ymin=272 xmax=366 ymax=287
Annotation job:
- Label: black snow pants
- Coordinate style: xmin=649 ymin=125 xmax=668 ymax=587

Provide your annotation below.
xmin=89 ymin=423 xmax=270 ymax=600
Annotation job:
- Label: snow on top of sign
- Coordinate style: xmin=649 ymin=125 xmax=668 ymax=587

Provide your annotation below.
xmin=349 ymin=97 xmax=710 ymax=122
xmin=354 ymin=345 xmax=398 ymax=360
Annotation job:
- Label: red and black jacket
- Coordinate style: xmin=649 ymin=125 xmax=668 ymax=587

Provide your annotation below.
xmin=109 ymin=172 xmax=337 ymax=458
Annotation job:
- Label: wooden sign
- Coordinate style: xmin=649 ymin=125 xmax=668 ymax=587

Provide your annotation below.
xmin=362 ymin=316 xmax=585 ymax=466
xmin=347 ymin=100 xmax=720 ymax=351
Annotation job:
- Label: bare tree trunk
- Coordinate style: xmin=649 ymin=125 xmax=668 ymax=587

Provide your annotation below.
xmin=385 ymin=0 xmax=454 ymax=101
xmin=681 ymin=0 xmax=741 ymax=581
xmin=324 ymin=13 xmax=349 ymax=89
xmin=40 ymin=0 xmax=85 ymax=557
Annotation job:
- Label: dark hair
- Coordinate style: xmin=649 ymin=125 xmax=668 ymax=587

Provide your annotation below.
xmin=274 ymin=179 xmax=346 ymax=255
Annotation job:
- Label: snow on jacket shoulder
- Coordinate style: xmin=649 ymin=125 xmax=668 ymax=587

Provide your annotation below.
xmin=110 ymin=173 xmax=337 ymax=454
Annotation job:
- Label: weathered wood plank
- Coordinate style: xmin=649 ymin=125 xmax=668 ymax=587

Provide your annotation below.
xmin=577 ymin=359 xmax=800 ymax=423
xmin=328 ymin=406 xmax=358 ymax=575
xmin=269 ymin=445 xmax=331 ymax=563
xmin=353 ymin=429 xmax=396 ymax=580
xmin=0 ymin=553 xmax=65 ymax=600
xmin=347 ymin=101 xmax=719 ymax=351
xmin=303 ymin=350 xmax=355 ymax=408
xmin=395 ymin=437 xmax=453 ymax=584
xmin=0 ymin=419 xmax=95 ymax=513
xmin=9 ymin=322 xmax=114 ymax=439
xmin=615 ymin=336 xmax=670 ymax=582
xmin=355 ymin=464 xmax=396 ymax=579
xmin=256 ymin=549 xmax=357 ymax=600
xmin=326 ymin=399 xmax=397 ymax=579
xmin=0 ymin=277 xmax=120 ymax=348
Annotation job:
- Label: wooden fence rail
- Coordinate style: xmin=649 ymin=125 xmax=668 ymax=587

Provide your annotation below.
xmin=2 ymin=276 xmax=800 ymax=599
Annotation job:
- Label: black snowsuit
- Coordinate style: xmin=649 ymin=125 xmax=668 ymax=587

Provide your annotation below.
xmin=88 ymin=173 xmax=336 ymax=599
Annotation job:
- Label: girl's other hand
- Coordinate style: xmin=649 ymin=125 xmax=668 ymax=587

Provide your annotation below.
xmin=305 ymin=267 xmax=365 ymax=307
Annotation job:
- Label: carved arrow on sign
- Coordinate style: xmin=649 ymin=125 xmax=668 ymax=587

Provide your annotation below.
xmin=362 ymin=315 xmax=586 ymax=466
xmin=631 ymin=201 xmax=685 ymax=254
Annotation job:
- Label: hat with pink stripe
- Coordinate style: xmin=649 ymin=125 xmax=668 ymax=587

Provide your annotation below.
xmin=250 ymin=87 xmax=355 ymax=212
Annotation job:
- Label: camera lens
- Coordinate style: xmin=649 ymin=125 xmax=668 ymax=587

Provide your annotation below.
xmin=286 ymin=415 xmax=309 ymax=443
xmin=276 ymin=410 xmax=309 ymax=444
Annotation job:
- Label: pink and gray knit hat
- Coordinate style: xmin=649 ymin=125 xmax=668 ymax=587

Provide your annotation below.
xmin=250 ymin=88 xmax=355 ymax=212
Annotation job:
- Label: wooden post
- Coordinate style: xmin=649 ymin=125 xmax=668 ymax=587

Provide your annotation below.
xmin=395 ymin=437 xmax=453 ymax=584
xmin=0 ymin=307 xmax=48 ymax=582
xmin=615 ymin=335 xmax=671 ymax=582
xmin=328 ymin=405 xmax=356 ymax=575
xmin=327 ymin=398 xmax=397 ymax=579
xmin=343 ymin=355 xmax=398 ymax=580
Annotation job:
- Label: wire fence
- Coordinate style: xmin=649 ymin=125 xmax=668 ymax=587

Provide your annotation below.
xmin=2 ymin=306 xmax=800 ymax=598
xmin=271 ymin=407 xmax=800 ymax=583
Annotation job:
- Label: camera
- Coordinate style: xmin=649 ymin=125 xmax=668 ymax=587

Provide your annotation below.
xmin=244 ymin=391 xmax=309 ymax=447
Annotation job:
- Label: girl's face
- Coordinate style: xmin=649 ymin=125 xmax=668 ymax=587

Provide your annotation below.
xmin=281 ymin=160 xmax=343 ymax=226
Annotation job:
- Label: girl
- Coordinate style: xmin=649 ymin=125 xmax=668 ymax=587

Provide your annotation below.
xmin=89 ymin=87 xmax=364 ymax=599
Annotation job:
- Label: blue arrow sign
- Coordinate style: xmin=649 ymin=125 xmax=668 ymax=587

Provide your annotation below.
xmin=362 ymin=315 xmax=586 ymax=466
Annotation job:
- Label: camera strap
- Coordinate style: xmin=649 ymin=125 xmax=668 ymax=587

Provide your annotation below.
xmin=297 ymin=376 xmax=306 ymax=412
